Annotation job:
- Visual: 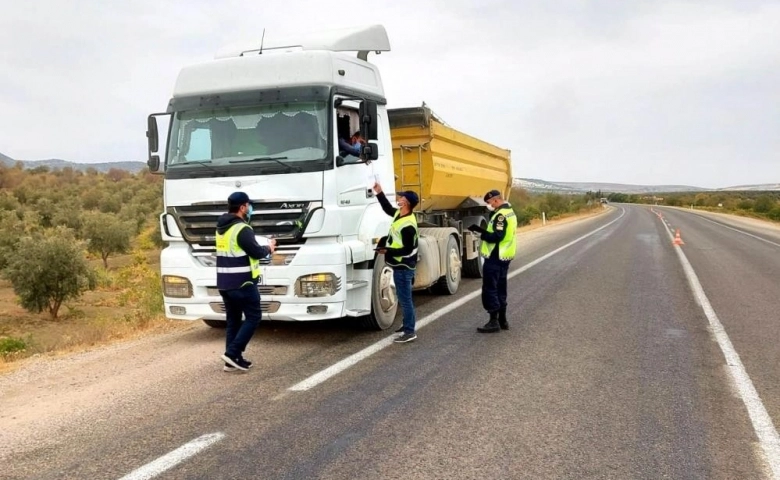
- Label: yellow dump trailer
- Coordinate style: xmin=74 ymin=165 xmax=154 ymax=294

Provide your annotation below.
xmin=387 ymin=106 xmax=513 ymax=284
xmin=389 ymin=107 xmax=512 ymax=212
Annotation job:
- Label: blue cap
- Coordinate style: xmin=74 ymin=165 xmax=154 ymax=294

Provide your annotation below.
xmin=397 ymin=191 xmax=419 ymax=208
xmin=228 ymin=191 xmax=250 ymax=207
xmin=484 ymin=189 xmax=502 ymax=202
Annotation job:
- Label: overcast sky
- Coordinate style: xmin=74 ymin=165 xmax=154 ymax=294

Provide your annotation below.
xmin=1 ymin=0 xmax=778 ymax=188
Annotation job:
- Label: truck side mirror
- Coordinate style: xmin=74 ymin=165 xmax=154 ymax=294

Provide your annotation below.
xmin=146 ymin=113 xmax=171 ymax=174
xmin=147 ymin=115 xmax=159 ymax=153
xmin=148 ymin=155 xmax=160 ymax=171
xmin=362 ymin=142 xmax=379 ymax=161
xmin=359 ymin=100 xmax=378 ymax=140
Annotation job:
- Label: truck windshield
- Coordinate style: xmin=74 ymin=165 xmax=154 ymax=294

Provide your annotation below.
xmin=166 ymin=101 xmax=329 ymax=173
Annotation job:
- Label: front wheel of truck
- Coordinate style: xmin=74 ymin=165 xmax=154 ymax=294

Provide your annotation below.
xmin=361 ymin=254 xmax=398 ymax=330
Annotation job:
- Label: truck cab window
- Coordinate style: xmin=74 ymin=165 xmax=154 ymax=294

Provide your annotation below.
xmin=335 ymin=104 xmax=361 ymax=158
xmin=168 ymin=102 xmax=329 ymax=167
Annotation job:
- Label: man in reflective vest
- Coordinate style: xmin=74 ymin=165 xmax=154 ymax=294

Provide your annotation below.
xmin=373 ymin=181 xmax=420 ymax=343
xmin=216 ymin=191 xmax=276 ymax=371
xmin=468 ymin=189 xmax=517 ymax=333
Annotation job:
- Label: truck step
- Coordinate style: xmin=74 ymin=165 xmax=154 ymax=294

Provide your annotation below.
xmin=345 ymin=309 xmax=371 ymax=317
xmin=346 ymin=280 xmax=369 ymax=291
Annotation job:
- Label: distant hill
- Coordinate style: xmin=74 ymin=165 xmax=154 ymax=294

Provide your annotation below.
xmin=718 ymin=183 xmax=780 ymax=192
xmin=0 ymin=152 xmax=146 ymax=174
xmin=551 ymin=181 xmax=707 ymax=194
xmin=514 ymin=178 xmax=780 ymax=194
xmin=513 ymin=178 xmax=583 ymax=194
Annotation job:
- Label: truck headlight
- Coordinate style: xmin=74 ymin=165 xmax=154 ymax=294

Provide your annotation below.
xmin=162 ymin=275 xmax=193 ymax=298
xmin=270 ymin=253 xmax=295 ymax=266
xmin=295 ymin=273 xmax=340 ymax=297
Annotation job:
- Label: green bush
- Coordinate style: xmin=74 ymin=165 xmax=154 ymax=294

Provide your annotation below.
xmin=754 ymin=195 xmax=776 ymax=214
xmin=0 ymin=336 xmax=28 ymax=356
xmin=4 ymin=228 xmax=97 ymax=319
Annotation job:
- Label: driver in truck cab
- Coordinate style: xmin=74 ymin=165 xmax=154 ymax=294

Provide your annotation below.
xmin=338 ymin=131 xmax=365 ymax=157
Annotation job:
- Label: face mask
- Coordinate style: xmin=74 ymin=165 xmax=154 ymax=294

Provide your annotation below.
xmin=246 ymin=204 xmax=254 ymax=221
xmin=486 ymin=204 xmax=495 ymax=212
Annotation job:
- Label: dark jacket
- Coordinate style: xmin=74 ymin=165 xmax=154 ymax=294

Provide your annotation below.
xmin=480 ymin=203 xmax=513 ymax=262
xmin=376 ymin=192 xmax=418 ymax=269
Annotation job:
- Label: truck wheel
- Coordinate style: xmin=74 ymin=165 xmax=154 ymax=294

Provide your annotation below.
xmin=361 ymin=254 xmax=398 ymax=330
xmin=463 ymin=220 xmax=487 ymax=278
xmin=203 ymin=319 xmax=226 ymax=329
xmin=432 ymin=235 xmax=461 ymax=295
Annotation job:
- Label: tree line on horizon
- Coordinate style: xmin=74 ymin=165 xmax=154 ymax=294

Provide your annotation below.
xmin=602 ymin=190 xmax=780 ymax=221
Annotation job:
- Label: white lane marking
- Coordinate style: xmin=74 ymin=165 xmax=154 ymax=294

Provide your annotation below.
xmin=693 ymin=215 xmax=780 ymax=248
xmin=660 ymin=220 xmax=780 ymax=478
xmin=118 ymin=433 xmax=225 ymax=480
xmin=288 ymin=208 xmax=627 ymax=392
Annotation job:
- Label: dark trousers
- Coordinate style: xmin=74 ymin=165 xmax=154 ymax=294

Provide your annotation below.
xmin=220 ymin=283 xmax=262 ymax=358
xmin=482 ymin=259 xmax=510 ymax=313
xmin=393 ymin=268 xmax=416 ymax=334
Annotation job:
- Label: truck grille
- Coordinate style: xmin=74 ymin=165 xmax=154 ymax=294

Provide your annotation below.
xmin=207 ymin=286 xmax=288 ymax=296
xmin=168 ymin=201 xmax=319 ymax=248
xmin=209 ymin=301 xmax=281 ymax=314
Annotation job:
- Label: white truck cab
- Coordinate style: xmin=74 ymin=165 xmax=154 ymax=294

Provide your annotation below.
xmin=146 ymin=25 xmax=401 ymax=329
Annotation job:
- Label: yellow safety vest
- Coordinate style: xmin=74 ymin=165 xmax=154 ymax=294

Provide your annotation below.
xmin=215 ymin=223 xmax=261 ymax=289
xmin=480 ymin=206 xmax=517 ymax=261
xmin=386 ymin=211 xmax=419 ymax=269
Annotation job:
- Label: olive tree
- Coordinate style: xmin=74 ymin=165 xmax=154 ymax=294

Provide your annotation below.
xmin=4 ymin=229 xmax=96 ymax=319
xmin=81 ymin=211 xmax=134 ymax=268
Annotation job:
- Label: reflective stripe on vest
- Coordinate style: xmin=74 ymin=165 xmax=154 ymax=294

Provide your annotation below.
xmin=215 ymin=222 xmax=260 ymax=289
xmin=387 ymin=211 xmax=419 ymax=268
xmin=480 ymin=206 xmax=517 ymax=261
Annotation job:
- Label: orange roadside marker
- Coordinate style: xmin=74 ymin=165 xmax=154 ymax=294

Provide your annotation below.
xmin=673 ymin=229 xmax=685 ymax=246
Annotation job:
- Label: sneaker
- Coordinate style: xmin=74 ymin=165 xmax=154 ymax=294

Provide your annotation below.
xmin=394 ymin=333 xmax=417 ymax=343
xmin=223 ymin=359 xmax=253 ymax=372
xmin=395 ymin=326 xmax=405 ymax=333
xmin=221 ymin=354 xmax=250 ymax=371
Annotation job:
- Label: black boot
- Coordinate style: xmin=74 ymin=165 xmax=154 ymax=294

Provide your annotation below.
xmin=498 ymin=307 xmax=509 ymax=330
xmin=477 ymin=312 xmax=500 ymax=333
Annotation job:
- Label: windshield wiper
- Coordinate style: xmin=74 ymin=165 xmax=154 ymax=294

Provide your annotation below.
xmin=229 ymin=156 xmax=302 ymax=172
xmin=171 ymin=160 xmax=224 ymax=176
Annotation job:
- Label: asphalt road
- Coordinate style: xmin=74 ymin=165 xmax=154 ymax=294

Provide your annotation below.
xmin=2 ymin=204 xmax=779 ymax=479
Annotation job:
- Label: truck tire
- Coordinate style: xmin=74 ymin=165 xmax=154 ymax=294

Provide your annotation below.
xmin=361 ymin=254 xmax=398 ymax=330
xmin=203 ymin=319 xmax=226 ymax=329
xmin=432 ymin=235 xmax=461 ymax=295
xmin=463 ymin=219 xmax=487 ymax=278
